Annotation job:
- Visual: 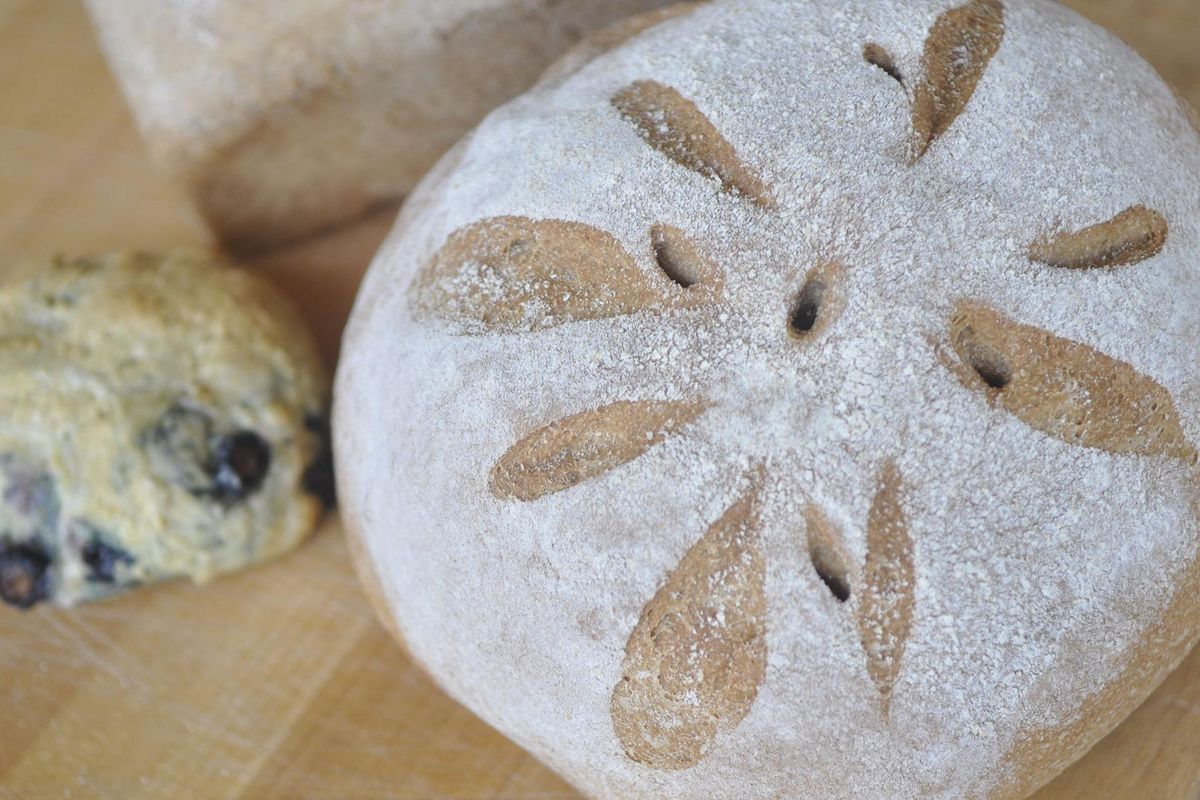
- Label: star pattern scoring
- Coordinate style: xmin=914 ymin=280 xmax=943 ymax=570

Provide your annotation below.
xmin=409 ymin=0 xmax=1195 ymax=772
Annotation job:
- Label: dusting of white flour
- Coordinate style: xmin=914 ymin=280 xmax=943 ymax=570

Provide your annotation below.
xmin=336 ymin=1 xmax=1200 ymax=798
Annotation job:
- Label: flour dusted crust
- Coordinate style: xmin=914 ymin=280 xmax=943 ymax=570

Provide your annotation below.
xmin=83 ymin=0 xmax=681 ymax=249
xmin=335 ymin=0 xmax=1200 ymax=797
xmin=0 ymin=252 xmax=329 ymax=608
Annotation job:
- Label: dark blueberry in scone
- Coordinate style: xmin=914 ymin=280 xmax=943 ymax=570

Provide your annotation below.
xmin=212 ymin=431 xmax=272 ymax=503
xmin=301 ymin=414 xmax=337 ymax=509
xmin=144 ymin=406 xmax=276 ymax=506
xmin=0 ymin=252 xmax=329 ymax=608
xmin=0 ymin=540 xmax=52 ymax=609
xmin=80 ymin=534 xmax=135 ymax=585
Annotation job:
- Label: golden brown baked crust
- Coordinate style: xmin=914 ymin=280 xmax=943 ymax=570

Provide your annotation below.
xmin=489 ymin=400 xmax=708 ymax=502
xmin=909 ymin=0 xmax=1005 ymax=161
xmin=409 ymin=216 xmax=722 ymax=332
xmin=610 ymin=478 xmax=766 ymax=770
xmin=1027 ymin=206 xmax=1169 ymax=269
xmin=944 ymin=302 xmax=1196 ymax=462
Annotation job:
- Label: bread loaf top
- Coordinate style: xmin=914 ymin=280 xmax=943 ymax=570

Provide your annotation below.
xmin=336 ymin=1 xmax=1200 ymax=798
xmin=84 ymin=0 xmax=681 ymax=247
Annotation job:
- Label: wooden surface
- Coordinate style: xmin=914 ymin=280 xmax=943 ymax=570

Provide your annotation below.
xmin=1 ymin=1 xmax=1198 ymax=798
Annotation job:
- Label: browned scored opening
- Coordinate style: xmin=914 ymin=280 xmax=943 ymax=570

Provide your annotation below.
xmin=857 ymin=461 xmax=914 ymax=718
xmin=787 ymin=262 xmax=846 ymax=341
xmin=651 ymin=224 xmax=722 ymax=293
xmin=611 ymin=479 xmax=767 ymax=770
xmin=805 ymin=505 xmax=853 ymax=603
xmin=612 ymin=79 xmax=774 ymax=207
xmin=954 ymin=323 xmax=1012 ymax=390
xmin=1029 ymin=206 xmax=1169 ymax=269
xmin=911 ymin=0 xmax=1005 ymax=160
xmin=814 ymin=550 xmax=851 ymax=602
xmin=947 ymin=302 xmax=1197 ymax=462
xmin=789 ymin=278 xmax=825 ymax=337
xmin=864 ymin=43 xmax=904 ymax=85
xmin=490 ymin=399 xmax=707 ymax=501
xmin=411 ymin=216 xmax=707 ymax=333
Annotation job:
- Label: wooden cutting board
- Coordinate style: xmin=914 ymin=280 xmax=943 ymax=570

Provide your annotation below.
xmin=1 ymin=1 xmax=1198 ymax=798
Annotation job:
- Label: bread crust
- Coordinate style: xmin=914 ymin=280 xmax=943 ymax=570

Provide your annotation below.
xmin=991 ymin=510 xmax=1200 ymax=799
xmin=334 ymin=1 xmax=1200 ymax=797
xmin=340 ymin=501 xmax=412 ymax=658
xmin=83 ymin=0 xmax=679 ymax=249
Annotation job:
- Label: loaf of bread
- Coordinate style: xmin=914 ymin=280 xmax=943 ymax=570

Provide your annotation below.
xmin=0 ymin=252 xmax=329 ymax=608
xmin=335 ymin=1 xmax=1200 ymax=797
xmin=83 ymin=0 xmax=679 ymax=249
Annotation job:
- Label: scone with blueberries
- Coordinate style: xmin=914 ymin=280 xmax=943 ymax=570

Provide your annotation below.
xmin=0 ymin=251 xmax=331 ymax=609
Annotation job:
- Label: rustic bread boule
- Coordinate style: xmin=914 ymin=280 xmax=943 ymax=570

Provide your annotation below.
xmin=82 ymin=0 xmax=681 ymax=249
xmin=336 ymin=0 xmax=1200 ymax=797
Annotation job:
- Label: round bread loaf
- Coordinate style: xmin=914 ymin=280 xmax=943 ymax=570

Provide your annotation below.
xmin=84 ymin=0 xmax=682 ymax=248
xmin=335 ymin=1 xmax=1200 ymax=797
xmin=0 ymin=252 xmax=330 ymax=608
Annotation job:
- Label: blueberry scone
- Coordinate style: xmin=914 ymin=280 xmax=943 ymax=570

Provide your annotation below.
xmin=0 ymin=252 xmax=330 ymax=609
xmin=336 ymin=1 xmax=1200 ymax=798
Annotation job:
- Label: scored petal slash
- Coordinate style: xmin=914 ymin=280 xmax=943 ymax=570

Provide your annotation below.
xmin=652 ymin=223 xmax=725 ymax=291
xmin=788 ymin=261 xmax=848 ymax=340
xmin=410 ymin=216 xmax=719 ymax=333
xmin=1029 ymin=206 xmax=1169 ymax=269
xmin=611 ymin=478 xmax=767 ymax=770
xmin=856 ymin=462 xmax=915 ymax=718
xmin=407 ymin=0 xmax=1196 ymax=770
xmin=947 ymin=302 xmax=1198 ymax=462
xmin=911 ymin=0 xmax=1005 ymax=161
xmin=805 ymin=502 xmax=855 ymax=603
xmin=864 ymin=42 xmax=905 ymax=85
xmin=490 ymin=399 xmax=708 ymax=501
xmin=612 ymin=80 xmax=775 ymax=207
